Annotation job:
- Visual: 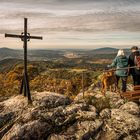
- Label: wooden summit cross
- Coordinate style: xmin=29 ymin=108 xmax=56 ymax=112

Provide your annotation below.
xmin=5 ymin=18 xmax=43 ymax=102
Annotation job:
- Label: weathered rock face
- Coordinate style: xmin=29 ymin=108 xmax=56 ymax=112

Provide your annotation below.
xmin=0 ymin=92 xmax=72 ymax=140
xmin=99 ymin=108 xmax=111 ymax=120
xmin=48 ymin=119 xmax=103 ymax=140
xmin=100 ymin=109 xmax=140 ymax=140
xmin=0 ymin=90 xmax=140 ymax=140
xmin=119 ymin=101 xmax=140 ymax=115
xmin=105 ymin=91 xmax=125 ymax=109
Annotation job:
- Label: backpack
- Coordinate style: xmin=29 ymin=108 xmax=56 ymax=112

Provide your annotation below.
xmin=134 ymin=55 xmax=140 ymax=70
xmin=117 ymin=56 xmax=128 ymax=68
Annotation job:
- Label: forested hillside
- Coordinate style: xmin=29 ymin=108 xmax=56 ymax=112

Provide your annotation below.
xmin=0 ymin=47 xmax=131 ymax=101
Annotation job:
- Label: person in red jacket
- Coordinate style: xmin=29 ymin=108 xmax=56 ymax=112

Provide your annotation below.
xmin=128 ymin=46 xmax=140 ymax=85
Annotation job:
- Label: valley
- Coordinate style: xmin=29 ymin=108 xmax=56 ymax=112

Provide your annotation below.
xmin=0 ymin=47 xmax=131 ymax=101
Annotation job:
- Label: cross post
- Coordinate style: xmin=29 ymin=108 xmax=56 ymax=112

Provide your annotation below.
xmin=5 ymin=18 xmax=43 ymax=103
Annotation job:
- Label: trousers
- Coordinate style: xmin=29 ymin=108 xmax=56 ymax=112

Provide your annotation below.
xmin=132 ymin=75 xmax=140 ymax=86
xmin=116 ymin=76 xmax=127 ymax=92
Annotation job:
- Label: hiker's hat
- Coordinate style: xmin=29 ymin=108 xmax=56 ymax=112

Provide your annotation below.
xmin=131 ymin=46 xmax=138 ymax=50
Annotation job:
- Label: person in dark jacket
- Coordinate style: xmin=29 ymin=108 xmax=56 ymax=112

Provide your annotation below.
xmin=128 ymin=46 xmax=140 ymax=85
xmin=108 ymin=49 xmax=128 ymax=92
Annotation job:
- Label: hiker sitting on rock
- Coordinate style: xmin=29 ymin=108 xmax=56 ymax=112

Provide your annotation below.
xmin=128 ymin=46 xmax=140 ymax=86
xmin=108 ymin=49 xmax=128 ymax=93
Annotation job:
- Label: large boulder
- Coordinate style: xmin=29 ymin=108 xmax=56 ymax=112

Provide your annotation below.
xmin=105 ymin=91 xmax=125 ymax=108
xmin=0 ymin=95 xmax=28 ymax=115
xmin=0 ymin=92 xmax=72 ymax=139
xmin=48 ymin=119 xmax=103 ymax=140
xmin=100 ymin=109 xmax=140 ymax=140
xmin=119 ymin=101 xmax=140 ymax=115
xmin=32 ymin=92 xmax=72 ymax=108
xmin=2 ymin=120 xmax=52 ymax=140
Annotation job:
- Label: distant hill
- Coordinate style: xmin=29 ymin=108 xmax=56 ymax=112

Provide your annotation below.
xmin=0 ymin=58 xmax=23 ymax=72
xmin=0 ymin=48 xmax=22 ymax=60
xmin=0 ymin=47 xmax=131 ymax=62
xmin=87 ymin=47 xmax=131 ymax=57
xmin=90 ymin=47 xmax=118 ymax=54
xmin=94 ymin=47 xmax=117 ymax=50
xmin=92 ymin=47 xmax=131 ymax=53
xmin=0 ymin=48 xmax=63 ymax=61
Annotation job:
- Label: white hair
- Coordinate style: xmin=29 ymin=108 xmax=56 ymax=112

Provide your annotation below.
xmin=117 ymin=49 xmax=125 ymax=56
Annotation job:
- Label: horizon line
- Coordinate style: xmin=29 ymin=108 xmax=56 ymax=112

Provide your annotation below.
xmin=0 ymin=47 xmax=132 ymax=50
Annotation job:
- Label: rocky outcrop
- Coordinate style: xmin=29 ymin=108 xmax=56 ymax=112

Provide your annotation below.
xmin=48 ymin=119 xmax=103 ymax=140
xmin=99 ymin=109 xmax=140 ymax=140
xmin=0 ymin=90 xmax=140 ymax=140
xmin=119 ymin=101 xmax=140 ymax=115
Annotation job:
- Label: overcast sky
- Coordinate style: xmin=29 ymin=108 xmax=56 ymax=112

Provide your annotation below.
xmin=0 ymin=0 xmax=140 ymax=49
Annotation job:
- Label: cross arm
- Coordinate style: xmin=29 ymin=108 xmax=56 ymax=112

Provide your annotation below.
xmin=5 ymin=33 xmax=22 ymax=38
xmin=29 ymin=36 xmax=43 ymax=40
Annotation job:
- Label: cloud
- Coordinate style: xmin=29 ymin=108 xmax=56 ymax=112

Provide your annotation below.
xmin=0 ymin=0 xmax=140 ymax=48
